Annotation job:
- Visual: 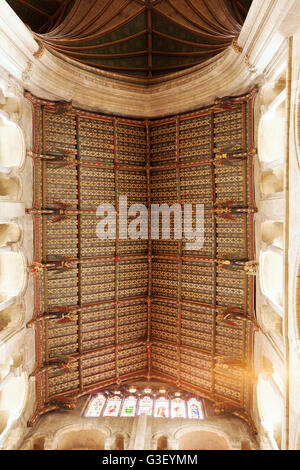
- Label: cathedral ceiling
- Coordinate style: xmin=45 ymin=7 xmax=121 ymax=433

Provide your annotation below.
xmin=8 ymin=0 xmax=252 ymax=79
xmin=26 ymin=89 xmax=258 ymax=432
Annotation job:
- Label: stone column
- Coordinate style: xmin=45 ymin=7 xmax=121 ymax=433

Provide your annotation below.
xmin=133 ymin=414 xmax=148 ymax=450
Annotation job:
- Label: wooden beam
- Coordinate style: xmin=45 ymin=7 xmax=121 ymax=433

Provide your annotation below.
xmin=146 ymin=1 xmax=153 ymax=78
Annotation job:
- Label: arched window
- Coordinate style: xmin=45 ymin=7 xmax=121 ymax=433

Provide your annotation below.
xmin=121 ymin=396 xmax=137 ymax=417
xmin=187 ymin=398 xmax=204 ymax=420
xmin=171 ymin=398 xmax=186 ymax=419
xmin=103 ymin=396 xmax=122 ymax=417
xmin=154 ymin=397 xmax=169 ymax=418
xmin=84 ymin=393 xmax=106 ymax=418
xmin=138 ymin=395 xmax=153 ymax=416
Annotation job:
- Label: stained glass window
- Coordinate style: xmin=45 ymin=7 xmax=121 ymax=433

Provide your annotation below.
xmin=154 ymin=397 xmax=169 ymax=418
xmin=187 ymin=398 xmax=203 ymax=420
xmin=103 ymin=396 xmax=122 ymax=417
xmin=138 ymin=396 xmax=153 ymax=416
xmin=171 ymin=397 xmax=186 ymax=419
xmin=121 ymin=396 xmax=137 ymax=417
xmin=84 ymin=393 xmax=106 ymax=417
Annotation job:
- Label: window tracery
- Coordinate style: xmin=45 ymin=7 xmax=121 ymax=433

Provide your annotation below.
xmin=82 ymin=387 xmax=204 ymax=420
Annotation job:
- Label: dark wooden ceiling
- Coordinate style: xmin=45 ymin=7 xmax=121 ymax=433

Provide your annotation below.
xmin=7 ymin=0 xmax=253 ymax=79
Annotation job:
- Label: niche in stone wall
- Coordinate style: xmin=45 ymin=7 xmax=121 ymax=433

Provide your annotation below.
xmin=0 ymin=304 xmax=23 ymax=333
xmin=260 ymin=166 xmax=284 ymax=197
xmin=261 ymin=221 xmax=284 ymax=249
xmin=0 ymin=223 xmax=21 ymax=247
xmin=0 ymin=174 xmax=20 ymax=198
xmin=178 ymin=430 xmax=229 ymax=451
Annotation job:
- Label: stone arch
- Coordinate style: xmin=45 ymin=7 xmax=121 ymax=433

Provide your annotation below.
xmin=0 ymin=173 xmax=20 ymax=199
xmin=174 ymin=424 xmax=231 ymax=451
xmin=257 ymin=374 xmax=283 ymax=449
xmin=51 ymin=423 xmax=111 ymax=450
xmin=0 ymin=116 xmax=25 ymax=169
xmin=178 ymin=430 xmax=229 ymax=451
xmin=0 ymin=373 xmax=28 ymax=439
xmin=58 ymin=429 xmax=106 ymax=450
xmin=260 ymin=166 xmax=284 ymax=197
xmin=0 ymin=252 xmax=27 ymax=302
xmin=259 ymin=250 xmax=284 ymax=308
xmin=261 ymin=221 xmax=284 ymax=249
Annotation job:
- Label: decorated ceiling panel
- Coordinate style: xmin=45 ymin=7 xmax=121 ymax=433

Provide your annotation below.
xmin=26 ymin=88 xmax=257 ymax=433
xmin=8 ymin=0 xmax=253 ymax=79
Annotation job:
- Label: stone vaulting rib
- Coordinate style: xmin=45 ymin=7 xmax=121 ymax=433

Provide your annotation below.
xmin=25 ymin=88 xmax=258 ymax=431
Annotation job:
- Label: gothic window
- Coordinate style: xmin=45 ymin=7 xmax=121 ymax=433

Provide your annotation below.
xmin=187 ymin=398 xmax=204 ymax=420
xmin=84 ymin=393 xmax=106 ymax=418
xmin=154 ymin=397 xmax=169 ymax=419
xmin=171 ymin=398 xmax=186 ymax=419
xmin=120 ymin=396 xmax=137 ymax=417
xmin=137 ymin=396 xmax=153 ymax=416
xmin=103 ymin=396 xmax=122 ymax=417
